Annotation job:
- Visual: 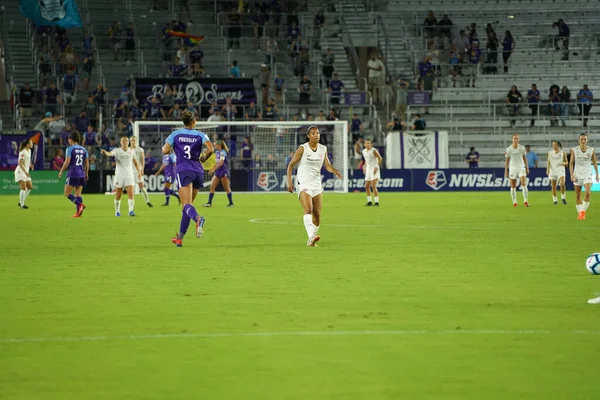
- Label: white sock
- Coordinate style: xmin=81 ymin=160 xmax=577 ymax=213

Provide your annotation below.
xmin=561 ymin=193 xmax=566 ymax=200
xmin=141 ymin=188 xmax=150 ymax=203
xmin=510 ymin=188 xmax=517 ymax=204
xmin=552 ymin=195 xmax=557 ymax=202
xmin=374 ymin=196 xmax=379 ymax=203
xmin=25 ymin=189 xmax=31 ymax=200
xmin=313 ymin=224 xmax=320 ymax=237
xmin=303 ymin=214 xmax=314 ymax=239
xmin=583 ymin=201 xmax=590 ymax=211
xmin=115 ymin=199 xmax=121 ymax=213
xmin=576 ymin=203 xmax=582 ymax=213
xmin=367 ymin=195 xmax=372 ymax=203
xmin=521 ymin=186 xmax=528 ymax=202
xmin=128 ymin=199 xmax=135 ymax=212
xmin=19 ymin=190 xmax=26 ymax=206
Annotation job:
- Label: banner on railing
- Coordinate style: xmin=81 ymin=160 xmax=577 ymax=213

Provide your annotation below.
xmin=386 ymin=131 xmax=449 ymax=169
xmin=135 ymin=78 xmax=257 ymax=106
xmin=19 ymin=0 xmax=82 ymax=28
xmin=0 ymin=131 xmax=45 ymax=171
xmin=407 ymin=91 xmax=431 ymax=105
xmin=340 ymin=92 xmax=367 ymax=105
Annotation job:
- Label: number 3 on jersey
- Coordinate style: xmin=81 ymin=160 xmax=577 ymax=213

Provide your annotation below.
xmin=183 ymin=145 xmax=191 ymax=159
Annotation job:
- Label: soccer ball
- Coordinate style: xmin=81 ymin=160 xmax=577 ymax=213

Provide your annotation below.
xmin=586 ymin=253 xmax=600 ymax=275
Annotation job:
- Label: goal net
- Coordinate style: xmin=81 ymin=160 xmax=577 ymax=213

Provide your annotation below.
xmin=133 ymin=120 xmax=349 ymax=193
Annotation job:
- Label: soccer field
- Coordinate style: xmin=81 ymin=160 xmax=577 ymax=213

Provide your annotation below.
xmin=1 ymin=192 xmax=599 ymax=399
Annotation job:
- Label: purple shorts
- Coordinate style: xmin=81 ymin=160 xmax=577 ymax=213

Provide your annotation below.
xmin=165 ymin=175 xmax=173 ymax=183
xmin=177 ymin=170 xmax=204 ymax=189
xmin=65 ymin=177 xmax=85 ymax=187
xmin=214 ymin=171 xmax=228 ymax=178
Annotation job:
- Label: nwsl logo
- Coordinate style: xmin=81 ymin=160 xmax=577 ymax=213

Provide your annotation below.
xmin=257 ymin=172 xmax=279 ymax=191
xmin=426 ymin=170 xmax=447 ymax=191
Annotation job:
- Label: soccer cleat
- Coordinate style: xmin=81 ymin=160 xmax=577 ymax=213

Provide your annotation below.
xmin=582 ymin=211 xmax=586 ymax=220
xmin=577 ymin=211 xmax=584 ymax=220
xmin=366 ymin=202 xmax=373 ymax=206
xmin=76 ymin=204 xmax=86 ymax=217
xmin=202 ymin=203 xmax=212 ymax=207
xmin=307 ymin=235 xmax=321 ymax=247
xmin=147 ymin=202 xmax=154 ymax=208
xmin=161 ymin=203 xmax=169 ymax=206
xmin=20 ymin=205 xmax=29 ymax=209
xmin=171 ymin=234 xmax=183 ymax=247
xmin=115 ymin=212 xmax=121 ymax=217
xmin=588 ymin=296 xmax=600 ymax=304
xmin=562 ymin=198 xmax=567 ymax=205
xmin=553 ymin=201 xmax=558 ymax=205
xmin=513 ymin=203 xmax=517 ymax=207
xmin=17 ymin=203 xmax=20 ymax=208
xmin=129 ymin=211 xmax=136 ymax=217
xmin=196 ymin=216 xmax=205 ymax=238
xmin=524 ymin=202 xmax=530 ymax=207
xmin=226 ymin=204 xmax=234 ymax=208
xmin=375 ymin=202 xmax=380 ymax=207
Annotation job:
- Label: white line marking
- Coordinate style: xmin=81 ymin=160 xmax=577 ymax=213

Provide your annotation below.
xmin=2 ymin=329 xmax=600 ymax=344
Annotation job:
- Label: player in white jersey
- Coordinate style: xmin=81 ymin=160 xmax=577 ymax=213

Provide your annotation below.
xmin=504 ymin=134 xmax=530 ymax=207
xmin=287 ymin=126 xmax=342 ymax=247
xmin=546 ymin=140 xmax=568 ymax=205
xmin=569 ymin=133 xmax=599 ymax=220
xmin=361 ymin=139 xmax=383 ymax=206
xmin=14 ymin=139 xmax=34 ymax=209
xmin=129 ymin=136 xmax=153 ymax=208
xmin=101 ymin=137 xmax=142 ymax=217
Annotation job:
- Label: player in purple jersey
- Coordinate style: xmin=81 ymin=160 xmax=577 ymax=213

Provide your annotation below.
xmin=154 ymin=152 xmax=180 ymax=206
xmin=162 ymin=110 xmax=214 ymax=247
xmin=58 ymin=131 xmax=89 ymax=217
xmin=203 ymin=140 xmax=234 ymax=207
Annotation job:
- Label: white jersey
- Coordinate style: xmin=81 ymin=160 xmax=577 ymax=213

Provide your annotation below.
xmin=110 ymin=147 xmax=136 ymax=177
xmin=505 ymin=145 xmax=526 ymax=171
xmin=573 ymin=146 xmax=595 ymax=178
xmin=296 ymin=143 xmax=327 ymax=188
xmin=548 ymin=150 xmax=565 ymax=173
xmin=16 ymin=149 xmax=32 ymax=173
xmin=132 ymin=146 xmax=144 ymax=174
xmin=362 ymin=148 xmax=379 ymax=169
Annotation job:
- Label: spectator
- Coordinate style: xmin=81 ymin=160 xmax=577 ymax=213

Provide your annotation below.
xmin=114 ymin=97 xmax=129 ymax=133
xmin=386 ymin=117 xmax=406 ymax=131
xmin=438 ymin=14 xmax=453 ymax=40
xmin=525 ymin=145 xmax=539 ymax=168
xmin=83 ymin=125 xmax=99 ymax=148
xmin=143 ymin=96 xmax=162 ymax=120
xmin=455 ymin=30 xmax=470 ymax=61
xmin=44 ymin=82 xmax=61 ymax=116
xmin=99 ymin=125 xmax=112 ymax=151
xmin=577 ymin=84 xmax=593 ymax=127
xmin=466 ymin=42 xmax=481 ymax=87
xmin=259 ymin=63 xmax=270 ymax=102
xmin=207 ymin=109 xmax=222 ymax=123
xmin=230 ymin=60 xmax=241 ymax=78
xmin=421 ymin=70 xmax=434 ymax=114
xmin=60 ymin=123 xmax=72 ymax=148
xmin=227 ymin=8 xmax=241 ymax=49
xmin=298 ymin=74 xmax=313 ymax=104
xmin=315 ymin=110 xmax=326 ymax=121
xmin=222 ymin=97 xmax=237 ymax=122
xmin=553 ymin=19 xmax=570 ymax=60
xmin=240 ymin=136 xmax=253 ymax=169
xmin=18 ymin=82 xmax=35 ymax=129
xmin=285 ymin=151 xmax=294 ymax=167
xmin=328 ymin=72 xmax=345 ymax=105
xmin=52 ymin=149 xmax=65 ymax=170
xmin=245 ymin=101 xmax=261 ymax=121
xmin=185 ymin=101 xmax=198 ymax=118
xmin=124 ymin=23 xmax=136 ymax=62
xmin=162 ymin=87 xmax=175 ymax=116
xmin=559 ymin=86 xmax=571 ymax=127
xmin=467 ymin=23 xmax=477 ymax=42
xmin=129 ymin=101 xmax=142 ymax=121
xmin=250 ymin=9 xmax=264 ymax=49
xmin=367 ymin=52 xmax=384 ymax=103
xmin=189 ymin=43 xmax=204 ymax=69
xmin=549 ymin=86 xmax=561 ymax=127
xmin=485 ymin=31 xmax=499 ymax=74
xmin=298 ymin=47 xmax=310 ymax=77
xmin=81 ymin=56 xmax=93 ymax=90
xmin=395 ymin=79 xmax=409 ymax=122
xmin=169 ymin=57 xmax=188 ymax=77
xmin=506 ymin=85 xmax=522 ymax=127
xmin=60 ymin=45 xmax=77 ymax=73
xmin=176 ymin=45 xmax=188 ymax=66
xmin=353 ymin=137 xmax=363 ymax=168
xmin=93 ymin=83 xmax=107 ymax=105
xmin=254 ymin=153 xmax=262 ymax=169
xmin=49 ymin=115 xmax=66 ymax=145
xmin=350 ymin=113 xmax=363 ymax=142
xmin=465 ymin=146 xmax=480 ymax=168
xmin=168 ymin=102 xmax=183 ymax=120
xmin=265 ymin=154 xmax=277 ymax=169
xmin=313 ymin=8 xmax=325 ymax=50
xmin=38 ymin=46 xmax=53 ymax=88
xmin=527 ymin=84 xmax=541 ymax=127
xmin=417 ymin=55 xmax=433 ymax=83
xmin=274 ymin=74 xmax=284 ymax=104
xmin=264 ymin=37 xmax=278 ymax=70
xmin=73 ymin=110 xmax=89 ymax=133
xmin=208 ymin=100 xmax=220 ymax=116
xmin=108 ymin=21 xmax=122 ymax=61
xmin=82 ymin=32 xmax=93 ymax=58
xmin=89 ymin=153 xmax=98 ymax=171
xmin=262 ymin=99 xmax=278 ymax=121
xmin=288 ymin=21 xmax=300 ymax=43
xmin=502 ymin=31 xmax=515 ymax=73
xmin=34 ymin=112 xmax=60 ymax=135
xmin=423 ymin=11 xmax=438 ymax=38
xmin=411 ymin=114 xmax=427 ymax=130
xmin=61 ymin=68 xmax=78 ymax=115
xmin=319 ymin=48 xmax=335 ymax=89
xmin=145 ymin=150 xmax=156 ymax=173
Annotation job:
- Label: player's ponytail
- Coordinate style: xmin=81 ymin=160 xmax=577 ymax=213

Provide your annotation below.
xmin=19 ymin=139 xmax=30 ymax=151
xmin=182 ymin=110 xmax=195 ymax=127
xmin=219 ymin=140 xmax=229 ymax=154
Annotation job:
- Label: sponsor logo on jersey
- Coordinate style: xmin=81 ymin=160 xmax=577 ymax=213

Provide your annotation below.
xmin=257 ymin=172 xmax=279 ymax=191
xmin=426 ymin=170 xmax=447 ymax=191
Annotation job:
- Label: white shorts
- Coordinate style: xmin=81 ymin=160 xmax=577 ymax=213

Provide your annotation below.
xmin=14 ymin=169 xmax=31 ymax=183
xmin=131 ymin=173 xmax=143 ymax=184
xmin=549 ymin=170 xmax=566 ymax=181
xmin=114 ymin=174 xmax=135 ymax=188
xmin=365 ymin=168 xmax=381 ymax=182
xmin=574 ymin=174 xmax=593 ymax=187
xmin=509 ymin=168 xmax=526 ymax=180
xmin=296 ymin=185 xmax=323 ymax=198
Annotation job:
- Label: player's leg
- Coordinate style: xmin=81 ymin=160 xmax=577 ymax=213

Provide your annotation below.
xmin=372 ymin=179 xmax=380 ymax=205
xmin=221 ymin=177 xmax=233 ymax=207
xmin=365 ymin=180 xmax=372 ymax=206
xmin=114 ymin=187 xmax=123 ymax=216
xmin=582 ymin=182 xmax=592 ymax=218
xmin=178 ymin=173 xmax=206 ymax=241
xmin=74 ymin=185 xmax=86 ymax=217
xmin=163 ymin=180 xmax=172 ymax=206
xmin=64 ymin=183 xmax=79 ymax=213
xmin=559 ymin=176 xmax=567 ymax=204
xmin=18 ymin=180 xmax=27 ymax=209
xmin=24 ymin=179 xmax=32 ymax=204
xmin=551 ymin=179 xmax=558 ymax=204
xmin=126 ymin=184 xmax=135 ymax=216
xmin=574 ymin=184 xmax=583 ymax=219
xmin=138 ymin=180 xmax=152 ymax=207
xmin=309 ymin=193 xmax=322 ymax=246
xmin=520 ymin=174 xmax=529 ymax=206
xmin=204 ymin=176 xmax=218 ymax=207
xmin=299 ymin=191 xmax=316 ymax=243
xmin=509 ymin=178 xmax=517 ymax=206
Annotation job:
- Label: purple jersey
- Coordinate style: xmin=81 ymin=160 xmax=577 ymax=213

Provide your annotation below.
xmin=215 ymin=149 xmax=229 ymax=177
xmin=162 ymin=153 xmax=176 ymax=176
xmin=66 ymin=145 xmax=88 ymax=178
xmin=165 ymin=128 xmax=210 ymax=174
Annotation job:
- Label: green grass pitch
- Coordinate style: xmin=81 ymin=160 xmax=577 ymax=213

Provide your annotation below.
xmin=1 ymin=191 xmax=600 ymax=399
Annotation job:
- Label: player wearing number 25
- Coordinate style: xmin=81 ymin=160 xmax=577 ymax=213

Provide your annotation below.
xmin=163 ymin=110 xmax=214 ymax=247
xmin=58 ymin=131 xmax=89 ymax=218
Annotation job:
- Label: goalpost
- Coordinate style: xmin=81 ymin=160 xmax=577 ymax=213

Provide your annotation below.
xmin=133 ymin=120 xmax=350 ymax=193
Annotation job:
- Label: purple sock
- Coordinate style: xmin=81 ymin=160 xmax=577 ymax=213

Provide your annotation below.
xmin=227 ymin=192 xmax=233 ymax=205
xmin=76 ymin=196 xmax=83 ymax=205
xmin=184 ymin=204 xmax=199 ymax=222
xmin=178 ymin=210 xmax=191 ymax=239
xmin=164 ymin=188 xmax=171 ymax=204
xmin=67 ymin=194 xmax=76 ymax=203
xmin=208 ymin=192 xmax=214 ymax=204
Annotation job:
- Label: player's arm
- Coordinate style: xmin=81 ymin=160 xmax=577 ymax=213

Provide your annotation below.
xmin=593 ymin=150 xmax=599 ymax=181
xmin=154 ymin=163 xmax=165 ymax=176
xmin=324 ymin=152 xmax=342 ymax=178
xmin=210 ymin=152 xmax=225 ymax=174
xmin=569 ymin=149 xmax=576 ymax=180
xmin=504 ymin=153 xmax=509 ymax=177
xmin=200 ymin=140 xmax=214 ymax=163
xmin=58 ymin=156 xmax=70 ymax=178
xmin=100 ymin=148 xmax=115 ymax=157
xmin=286 ymin=145 xmax=304 ymax=192
xmin=562 ymin=152 xmax=568 ymax=167
xmin=84 ymin=157 xmax=89 ymax=180
xmin=522 ymin=154 xmax=529 ymax=175
xmin=18 ymin=154 xmax=29 ymax=176
xmin=546 ymin=154 xmax=551 ymax=176
xmin=132 ymin=157 xmax=142 ymax=179
xmin=162 ymin=133 xmax=175 ymax=154
xmin=373 ymin=149 xmax=383 ymax=173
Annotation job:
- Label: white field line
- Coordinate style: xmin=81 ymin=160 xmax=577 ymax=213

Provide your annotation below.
xmin=2 ymin=329 xmax=600 ymax=344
